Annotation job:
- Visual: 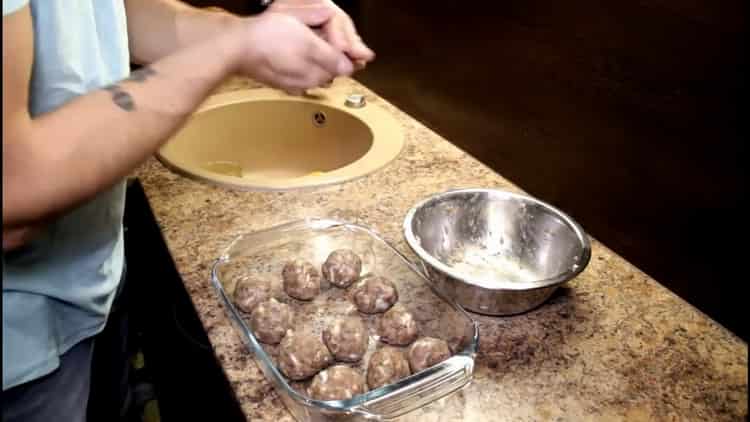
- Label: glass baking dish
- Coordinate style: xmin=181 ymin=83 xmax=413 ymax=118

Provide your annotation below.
xmin=211 ymin=218 xmax=479 ymax=421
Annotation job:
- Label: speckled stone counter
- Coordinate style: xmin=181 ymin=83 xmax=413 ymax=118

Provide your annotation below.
xmin=135 ymin=77 xmax=747 ymax=421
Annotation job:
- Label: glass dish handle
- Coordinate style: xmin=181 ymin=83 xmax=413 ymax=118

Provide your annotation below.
xmin=356 ymin=355 xmax=474 ymax=420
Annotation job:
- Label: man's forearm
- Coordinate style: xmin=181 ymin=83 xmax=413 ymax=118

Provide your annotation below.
xmin=2 ymin=33 xmax=238 ymax=227
xmin=126 ymin=0 xmax=242 ymax=64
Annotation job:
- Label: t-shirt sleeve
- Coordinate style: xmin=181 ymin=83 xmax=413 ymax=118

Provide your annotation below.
xmin=3 ymin=0 xmax=30 ymax=16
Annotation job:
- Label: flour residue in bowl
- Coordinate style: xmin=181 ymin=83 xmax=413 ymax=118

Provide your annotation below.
xmin=445 ymin=244 xmax=540 ymax=287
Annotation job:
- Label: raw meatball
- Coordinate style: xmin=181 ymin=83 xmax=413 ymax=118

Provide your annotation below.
xmin=278 ymin=331 xmax=333 ymax=380
xmin=367 ymin=347 xmax=411 ymax=390
xmin=233 ymin=278 xmax=270 ymax=313
xmin=377 ymin=306 xmax=418 ymax=346
xmin=282 ymin=259 xmax=321 ymax=300
xmin=308 ymin=365 xmax=367 ymax=401
xmin=407 ymin=337 xmax=451 ymax=373
xmin=351 ymin=276 xmax=398 ymax=314
xmin=323 ymin=317 xmax=369 ymax=362
xmin=322 ymin=249 xmax=362 ymax=288
xmin=249 ymin=298 xmax=293 ymax=345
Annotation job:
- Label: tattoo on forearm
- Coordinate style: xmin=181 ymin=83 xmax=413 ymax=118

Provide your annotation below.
xmin=103 ymin=66 xmax=157 ymax=112
xmin=103 ymin=85 xmax=134 ymax=111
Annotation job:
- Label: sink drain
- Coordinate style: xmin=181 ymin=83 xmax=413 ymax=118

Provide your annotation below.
xmin=312 ymin=111 xmax=327 ymax=127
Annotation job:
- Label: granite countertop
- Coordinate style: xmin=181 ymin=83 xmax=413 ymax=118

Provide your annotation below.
xmin=135 ymin=77 xmax=747 ymax=421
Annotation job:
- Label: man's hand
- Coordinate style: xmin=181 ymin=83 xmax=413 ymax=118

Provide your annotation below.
xmin=231 ymin=12 xmax=354 ymax=95
xmin=269 ymin=0 xmax=375 ymax=69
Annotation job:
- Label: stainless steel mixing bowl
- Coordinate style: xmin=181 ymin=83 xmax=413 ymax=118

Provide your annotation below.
xmin=403 ymin=188 xmax=591 ymax=315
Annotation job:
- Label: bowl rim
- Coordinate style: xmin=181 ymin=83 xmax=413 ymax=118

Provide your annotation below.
xmin=403 ymin=188 xmax=592 ymax=291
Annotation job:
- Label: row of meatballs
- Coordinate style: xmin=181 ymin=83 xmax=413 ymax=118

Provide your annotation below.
xmin=233 ymin=249 xmax=452 ymax=401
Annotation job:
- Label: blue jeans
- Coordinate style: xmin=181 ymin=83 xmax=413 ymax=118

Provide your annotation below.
xmin=2 ymin=266 xmax=130 ymax=422
xmin=1 ymin=338 xmax=94 ymax=422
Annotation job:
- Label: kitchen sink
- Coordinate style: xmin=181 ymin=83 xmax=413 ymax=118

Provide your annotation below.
xmin=157 ymin=84 xmax=404 ymax=190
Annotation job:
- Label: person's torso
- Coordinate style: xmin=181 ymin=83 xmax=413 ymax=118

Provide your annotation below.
xmin=2 ymin=0 xmax=130 ymax=390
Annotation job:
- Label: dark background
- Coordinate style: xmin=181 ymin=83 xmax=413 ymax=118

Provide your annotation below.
xmin=183 ymin=0 xmax=747 ymax=340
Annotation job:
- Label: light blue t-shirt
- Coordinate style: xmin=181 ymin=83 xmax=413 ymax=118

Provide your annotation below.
xmin=2 ymin=0 xmax=130 ymax=390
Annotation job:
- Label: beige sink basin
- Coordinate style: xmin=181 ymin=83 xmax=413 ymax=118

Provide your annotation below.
xmin=157 ymin=85 xmax=404 ymax=190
